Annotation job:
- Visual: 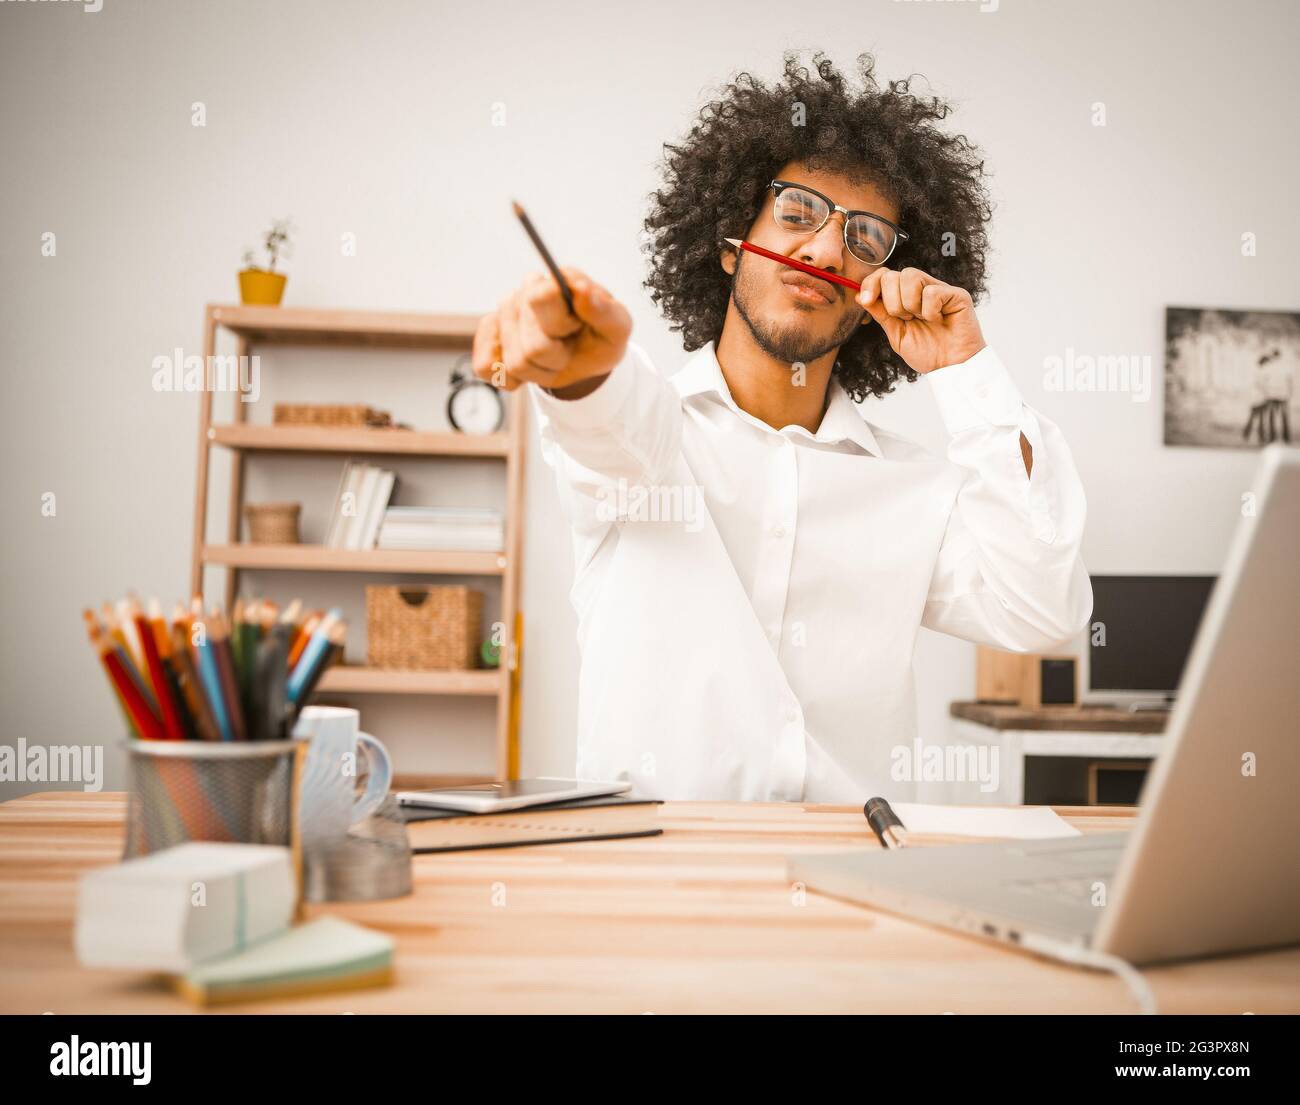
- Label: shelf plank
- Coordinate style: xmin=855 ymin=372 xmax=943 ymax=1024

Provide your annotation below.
xmin=318 ymin=666 xmax=504 ymax=695
xmin=211 ymin=304 xmax=481 ymax=349
xmin=209 ymin=423 xmax=510 ymax=458
xmin=203 ymin=543 xmax=506 ymax=574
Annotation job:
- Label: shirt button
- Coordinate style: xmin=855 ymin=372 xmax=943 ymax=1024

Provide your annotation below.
xmin=786 ymin=707 xmax=799 ymax=724
xmin=772 ymin=525 xmax=786 ymax=539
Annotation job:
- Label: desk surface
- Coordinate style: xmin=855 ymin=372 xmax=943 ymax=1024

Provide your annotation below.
xmin=2 ymin=793 xmax=1296 ymax=1014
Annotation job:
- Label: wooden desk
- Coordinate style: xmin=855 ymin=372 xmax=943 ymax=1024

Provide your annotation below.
xmin=2 ymin=793 xmax=1297 ymax=1014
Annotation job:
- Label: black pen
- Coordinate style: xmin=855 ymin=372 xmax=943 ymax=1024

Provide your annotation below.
xmin=864 ymin=796 xmax=908 ymax=850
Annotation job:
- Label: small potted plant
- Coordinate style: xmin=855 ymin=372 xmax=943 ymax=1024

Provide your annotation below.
xmin=238 ymin=218 xmax=295 ymax=305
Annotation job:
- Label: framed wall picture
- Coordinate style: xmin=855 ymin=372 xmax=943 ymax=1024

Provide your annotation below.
xmin=1164 ymin=306 xmax=1298 ymax=448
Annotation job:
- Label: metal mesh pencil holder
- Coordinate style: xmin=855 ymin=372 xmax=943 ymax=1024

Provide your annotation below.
xmin=122 ymin=739 xmax=307 ymax=861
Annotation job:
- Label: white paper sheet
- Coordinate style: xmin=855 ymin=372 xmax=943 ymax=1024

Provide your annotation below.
xmin=891 ymin=802 xmax=1081 ymax=839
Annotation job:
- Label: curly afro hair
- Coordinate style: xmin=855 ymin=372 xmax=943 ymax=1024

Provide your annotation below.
xmin=643 ymin=52 xmax=993 ymax=401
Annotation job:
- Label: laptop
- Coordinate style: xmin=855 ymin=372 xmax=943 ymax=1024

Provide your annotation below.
xmin=788 ymin=444 xmax=1300 ymax=967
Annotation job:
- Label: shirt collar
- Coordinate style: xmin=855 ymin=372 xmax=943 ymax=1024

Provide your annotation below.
xmin=671 ymin=341 xmax=882 ymax=458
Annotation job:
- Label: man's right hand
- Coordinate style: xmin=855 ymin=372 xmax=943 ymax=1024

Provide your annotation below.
xmin=472 ymin=267 xmax=632 ymax=399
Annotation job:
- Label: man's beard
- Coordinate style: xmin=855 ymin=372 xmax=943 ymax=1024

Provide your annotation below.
xmin=731 ymin=252 xmax=863 ymax=365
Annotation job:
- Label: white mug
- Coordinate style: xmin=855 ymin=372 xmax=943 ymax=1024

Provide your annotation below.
xmin=293 ymin=706 xmax=392 ymax=848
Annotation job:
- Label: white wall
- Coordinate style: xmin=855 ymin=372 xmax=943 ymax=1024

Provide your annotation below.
xmin=2 ymin=0 xmax=1296 ymax=798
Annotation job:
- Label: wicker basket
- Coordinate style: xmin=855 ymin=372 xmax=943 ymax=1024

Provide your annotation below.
xmin=366 ymin=585 xmax=482 ymax=670
xmin=245 ymin=501 xmax=301 ymax=544
xmin=274 ymin=403 xmax=392 ymax=427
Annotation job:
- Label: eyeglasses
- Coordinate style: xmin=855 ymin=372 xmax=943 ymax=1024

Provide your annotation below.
xmin=769 ymin=180 xmax=908 ymax=268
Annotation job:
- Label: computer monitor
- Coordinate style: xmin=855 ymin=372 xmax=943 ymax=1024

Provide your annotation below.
xmin=1088 ymin=575 xmax=1216 ymax=700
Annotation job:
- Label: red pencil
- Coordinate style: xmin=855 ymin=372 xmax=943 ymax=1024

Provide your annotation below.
xmin=102 ymin=648 xmax=166 ymax=741
xmin=723 ymin=237 xmax=862 ymax=293
xmin=131 ymin=598 xmax=185 ymax=740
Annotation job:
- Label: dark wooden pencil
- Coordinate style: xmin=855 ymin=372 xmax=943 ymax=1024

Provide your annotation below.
xmin=512 ymin=200 xmax=577 ymax=317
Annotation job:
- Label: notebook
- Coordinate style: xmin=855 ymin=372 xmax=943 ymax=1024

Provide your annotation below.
xmin=175 ymin=916 xmax=394 ymax=1006
xmin=402 ymin=797 xmax=663 ymax=853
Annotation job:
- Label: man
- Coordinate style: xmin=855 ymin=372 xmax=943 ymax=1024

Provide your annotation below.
xmin=473 ymin=53 xmax=1092 ymax=801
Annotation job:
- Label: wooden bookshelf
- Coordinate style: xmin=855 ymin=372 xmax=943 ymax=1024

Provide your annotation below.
xmin=209 ymin=304 xmax=480 ymax=349
xmin=208 ymin=423 xmax=511 ymax=458
xmin=190 ymin=303 xmax=527 ymax=779
xmin=202 ymin=543 xmax=506 ymax=575
xmin=319 ymin=667 xmax=504 ymax=696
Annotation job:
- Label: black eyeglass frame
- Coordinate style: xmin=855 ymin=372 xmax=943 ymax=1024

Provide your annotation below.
xmin=768 ymin=179 xmax=909 ymax=267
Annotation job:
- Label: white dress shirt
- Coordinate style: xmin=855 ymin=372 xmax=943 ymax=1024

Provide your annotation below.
xmin=531 ymin=340 xmax=1092 ymax=802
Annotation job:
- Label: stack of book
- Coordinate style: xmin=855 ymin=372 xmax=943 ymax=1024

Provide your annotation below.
xmin=376 ymin=507 xmax=504 ymax=552
xmin=325 ymin=462 xmax=397 ymax=550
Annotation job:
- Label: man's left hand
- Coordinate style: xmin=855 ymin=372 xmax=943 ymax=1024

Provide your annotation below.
xmin=856 ymin=267 xmax=986 ymax=375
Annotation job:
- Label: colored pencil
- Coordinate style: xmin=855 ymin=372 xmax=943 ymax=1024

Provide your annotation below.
xmin=147 ymin=599 xmax=172 ymax=659
xmin=292 ymin=625 xmax=345 ymax=713
xmin=192 ymin=616 xmax=234 ymax=741
xmin=287 ymin=609 xmax=340 ymax=703
xmin=96 ymin=638 xmax=165 ymax=741
xmin=233 ymin=599 xmax=262 ymax=721
xmin=114 ymin=598 xmax=147 ymax=676
xmin=288 ymin=612 xmax=321 ymax=669
xmin=279 ymin=598 xmax=301 ymax=627
xmin=132 ymin=598 xmax=185 ymax=740
xmin=83 ymin=611 xmax=141 ymax=738
xmin=170 ymin=612 xmax=219 ymax=742
xmin=85 ymin=593 xmax=348 ymax=741
xmin=723 ymin=237 xmax=863 ymax=292
xmin=231 ymin=598 xmax=247 ymax=677
xmin=102 ymin=602 xmax=136 ymax=663
xmin=104 ymin=603 xmax=156 ymax=713
xmin=209 ymin=611 xmax=247 ymax=741
xmin=249 ymin=621 xmax=293 ymax=741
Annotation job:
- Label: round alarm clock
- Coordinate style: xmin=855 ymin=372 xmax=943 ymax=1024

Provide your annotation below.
xmin=447 ymin=355 xmax=505 ymax=434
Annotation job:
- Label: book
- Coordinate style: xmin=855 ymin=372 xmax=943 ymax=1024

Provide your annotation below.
xmin=323 ymin=461 xmax=354 ymax=549
xmin=402 ymin=801 xmax=662 ymax=853
xmin=345 ymin=466 xmax=382 ymax=550
xmin=382 ymin=507 xmax=503 ymax=522
xmin=376 ymin=531 xmax=502 ymax=551
xmin=329 ymin=464 xmax=365 ymax=549
xmin=358 ymin=469 xmax=396 ymax=550
xmin=324 ymin=463 xmax=398 ymax=550
xmin=74 ymin=843 xmax=295 ymax=973
xmin=376 ymin=506 xmax=504 ymax=552
xmin=175 ymin=916 xmax=395 ymax=1006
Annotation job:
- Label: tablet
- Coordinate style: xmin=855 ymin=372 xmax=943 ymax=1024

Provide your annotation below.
xmin=394 ymin=777 xmax=632 ymax=815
